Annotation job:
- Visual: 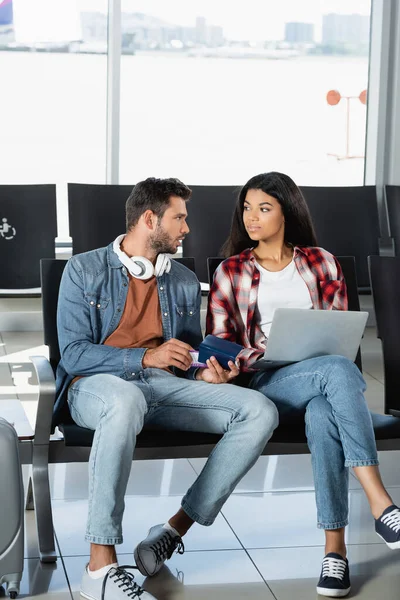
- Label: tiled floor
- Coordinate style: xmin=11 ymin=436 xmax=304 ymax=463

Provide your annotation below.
xmin=1 ymin=327 xmax=400 ymax=599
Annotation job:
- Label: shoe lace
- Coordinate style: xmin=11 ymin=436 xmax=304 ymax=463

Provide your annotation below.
xmin=150 ymin=531 xmax=185 ymax=565
xmin=101 ymin=565 xmax=144 ymax=599
xmin=176 ymin=569 xmax=184 ymax=584
xmin=381 ymin=508 xmax=400 ymax=533
xmin=321 ymin=557 xmax=347 ymax=581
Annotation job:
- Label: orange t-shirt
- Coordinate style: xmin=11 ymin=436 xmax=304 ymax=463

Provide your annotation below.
xmin=104 ymin=274 xmax=163 ymax=350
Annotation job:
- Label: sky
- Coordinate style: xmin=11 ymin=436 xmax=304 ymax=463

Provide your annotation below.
xmin=11 ymin=0 xmax=371 ymax=43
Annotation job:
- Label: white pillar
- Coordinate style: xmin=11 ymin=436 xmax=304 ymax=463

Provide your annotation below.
xmin=365 ymin=0 xmax=400 ymax=242
xmin=106 ymin=0 xmax=121 ymax=184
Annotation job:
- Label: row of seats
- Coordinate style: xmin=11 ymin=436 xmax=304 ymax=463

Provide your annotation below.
xmin=1 ymin=183 xmax=400 ymax=290
xmin=27 ymin=254 xmax=400 ymax=562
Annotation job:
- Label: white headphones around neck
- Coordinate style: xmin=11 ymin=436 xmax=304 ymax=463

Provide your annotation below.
xmin=113 ymin=235 xmax=171 ymax=280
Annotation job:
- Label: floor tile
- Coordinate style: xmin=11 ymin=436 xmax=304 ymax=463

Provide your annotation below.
xmin=1 ymin=331 xmax=44 ymax=349
xmin=19 ymin=398 xmax=39 ymax=430
xmin=219 ymin=486 xmax=399 ymax=551
xmin=52 ymin=496 xmax=241 ymax=558
xmin=364 ymin=376 xmax=385 ymax=415
xmin=221 ymin=490 xmax=326 ymax=549
xmin=19 ymin=466 xmax=60 ymax=560
xmin=7 ymin=361 xmax=39 ymax=396
xmin=0 ymin=334 xmax=6 ymax=357
xmin=65 ymin=550 xmax=270 ymax=600
xmin=249 ymin=543 xmax=400 ymax=600
xmin=23 ymin=507 xmax=61 ymax=560
xmin=0 ymin=389 xmax=18 ymax=400
xmin=347 ymin=487 xmax=400 ymax=546
xmin=351 ymin=451 xmax=400 ymax=491
xmin=10 ymin=558 xmax=71 ymax=599
xmin=0 ymin=364 xmax=14 ymax=387
xmin=48 ymin=459 xmax=199 ymax=500
xmin=0 ymin=345 xmax=48 ymax=368
xmin=361 ymin=329 xmax=384 ymax=384
xmin=375 ymin=450 xmax=400 ymax=487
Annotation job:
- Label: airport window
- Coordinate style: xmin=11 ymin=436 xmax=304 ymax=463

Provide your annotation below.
xmin=0 ymin=0 xmax=108 ymax=240
xmin=119 ymin=0 xmax=371 ymax=186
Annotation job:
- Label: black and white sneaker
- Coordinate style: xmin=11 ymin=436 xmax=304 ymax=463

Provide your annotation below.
xmin=80 ymin=564 xmax=155 ymax=599
xmin=375 ymin=504 xmax=400 ymax=549
xmin=316 ymin=553 xmax=351 ymax=598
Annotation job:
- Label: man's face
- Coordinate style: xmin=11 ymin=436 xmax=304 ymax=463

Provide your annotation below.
xmin=149 ymin=195 xmax=190 ymax=255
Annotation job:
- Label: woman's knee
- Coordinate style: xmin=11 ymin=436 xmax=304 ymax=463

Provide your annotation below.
xmin=318 ymin=355 xmax=365 ymax=389
xmin=305 ymin=396 xmax=334 ymax=427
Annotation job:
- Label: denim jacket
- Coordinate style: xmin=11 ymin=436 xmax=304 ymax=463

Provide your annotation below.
xmin=54 ymin=242 xmax=203 ymax=425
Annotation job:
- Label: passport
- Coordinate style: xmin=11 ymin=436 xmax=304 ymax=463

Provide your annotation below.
xmin=198 ymin=335 xmax=243 ymax=370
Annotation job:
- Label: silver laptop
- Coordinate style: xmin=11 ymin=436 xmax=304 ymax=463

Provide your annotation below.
xmin=254 ymin=308 xmax=368 ymax=370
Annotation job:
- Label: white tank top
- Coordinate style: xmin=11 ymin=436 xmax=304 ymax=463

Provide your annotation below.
xmin=255 ymin=259 xmax=313 ymax=337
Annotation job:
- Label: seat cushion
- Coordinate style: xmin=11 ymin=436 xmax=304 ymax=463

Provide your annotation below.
xmin=59 ymin=411 xmax=400 ymax=449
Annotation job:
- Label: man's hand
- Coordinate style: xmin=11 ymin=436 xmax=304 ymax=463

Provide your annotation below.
xmin=195 ymin=356 xmax=239 ymax=384
xmin=142 ymin=339 xmax=193 ymax=371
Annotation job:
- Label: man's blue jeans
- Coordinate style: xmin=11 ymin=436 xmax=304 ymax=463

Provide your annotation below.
xmin=68 ymin=369 xmax=279 ymax=545
xmin=250 ymin=355 xmax=379 ymax=530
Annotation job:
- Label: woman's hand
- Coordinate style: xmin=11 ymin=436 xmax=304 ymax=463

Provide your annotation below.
xmin=195 ymin=356 xmax=239 ymax=384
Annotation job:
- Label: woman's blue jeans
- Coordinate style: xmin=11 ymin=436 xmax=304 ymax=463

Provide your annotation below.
xmin=250 ymin=355 xmax=379 ymax=530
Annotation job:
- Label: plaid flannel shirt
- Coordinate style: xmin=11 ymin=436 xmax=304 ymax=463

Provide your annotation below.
xmin=206 ymin=246 xmax=348 ymax=370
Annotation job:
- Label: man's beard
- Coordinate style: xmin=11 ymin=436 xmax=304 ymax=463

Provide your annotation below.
xmin=148 ymin=224 xmax=180 ymax=255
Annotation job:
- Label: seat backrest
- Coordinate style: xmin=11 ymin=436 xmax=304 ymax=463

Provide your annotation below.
xmin=173 ymin=257 xmax=195 ymax=273
xmin=207 ymin=257 xmax=224 ymax=285
xmin=336 ymin=256 xmax=360 ymax=312
xmin=40 ymin=259 xmax=67 ymax=372
xmin=184 ymin=185 xmax=379 ymax=288
xmin=300 ymin=186 xmax=379 ymax=289
xmin=207 ymin=255 xmax=362 ymax=369
xmin=385 ymin=185 xmax=400 ymax=254
xmin=68 ymin=183 xmax=133 ymax=255
xmin=40 ymin=259 xmax=68 ymax=371
xmin=182 ymin=185 xmax=239 ymax=283
xmin=368 ymin=255 xmax=400 ymax=416
xmin=0 ymin=184 xmax=57 ymax=289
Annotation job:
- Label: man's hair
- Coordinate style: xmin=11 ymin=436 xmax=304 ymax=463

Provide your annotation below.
xmin=126 ymin=177 xmax=192 ymax=231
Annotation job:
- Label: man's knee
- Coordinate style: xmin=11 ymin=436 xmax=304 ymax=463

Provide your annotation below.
xmin=239 ymin=389 xmax=279 ymax=432
xmin=89 ymin=374 xmax=147 ymax=429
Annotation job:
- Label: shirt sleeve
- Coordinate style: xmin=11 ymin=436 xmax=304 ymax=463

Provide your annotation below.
xmin=175 ymin=281 xmax=203 ymax=381
xmin=331 ymin=256 xmax=349 ymax=310
xmin=206 ymin=262 xmax=264 ymax=370
xmin=206 ymin=263 xmax=239 ymax=342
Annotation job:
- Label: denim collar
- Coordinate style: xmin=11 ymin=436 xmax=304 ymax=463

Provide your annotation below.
xmin=107 ymin=240 xmax=124 ymax=269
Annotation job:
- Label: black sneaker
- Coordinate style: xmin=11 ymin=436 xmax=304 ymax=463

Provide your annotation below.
xmin=316 ymin=553 xmax=351 ymax=598
xmin=134 ymin=524 xmax=185 ymax=577
xmin=375 ymin=504 xmax=400 ymax=549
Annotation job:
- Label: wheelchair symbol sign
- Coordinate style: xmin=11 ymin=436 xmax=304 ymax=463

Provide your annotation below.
xmin=0 ymin=218 xmax=16 ymax=240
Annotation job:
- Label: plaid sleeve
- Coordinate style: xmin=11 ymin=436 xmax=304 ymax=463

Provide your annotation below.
xmin=318 ymin=254 xmax=348 ymax=310
xmin=206 ymin=263 xmax=238 ymax=342
xmin=330 ymin=256 xmax=348 ymax=310
xmin=206 ymin=260 xmax=265 ymax=370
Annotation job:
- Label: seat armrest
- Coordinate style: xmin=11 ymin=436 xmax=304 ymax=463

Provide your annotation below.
xmin=30 ymin=355 xmax=56 ymax=446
